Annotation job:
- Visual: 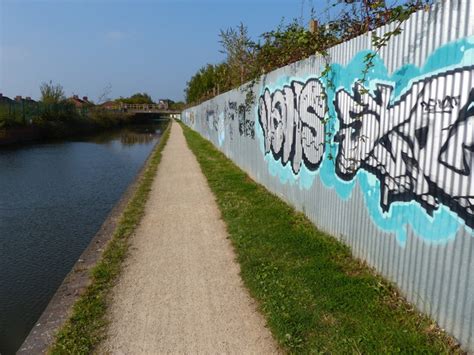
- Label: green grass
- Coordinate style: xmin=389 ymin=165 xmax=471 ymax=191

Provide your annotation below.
xmin=180 ymin=122 xmax=463 ymax=354
xmin=49 ymin=122 xmax=171 ymax=354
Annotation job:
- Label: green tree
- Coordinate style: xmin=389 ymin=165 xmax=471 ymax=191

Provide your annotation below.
xmin=219 ymin=23 xmax=255 ymax=86
xmin=185 ymin=64 xmax=218 ymax=104
xmin=40 ymin=80 xmax=66 ymax=104
xmin=169 ymin=101 xmax=185 ymax=111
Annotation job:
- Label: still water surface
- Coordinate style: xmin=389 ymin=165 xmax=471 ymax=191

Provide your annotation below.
xmin=0 ymin=121 xmax=167 ymax=354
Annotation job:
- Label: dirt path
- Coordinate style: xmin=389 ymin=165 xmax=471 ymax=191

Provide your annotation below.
xmin=101 ymin=122 xmax=278 ymax=354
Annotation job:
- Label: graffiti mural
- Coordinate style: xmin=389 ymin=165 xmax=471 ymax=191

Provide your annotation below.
xmin=200 ymin=100 xmax=256 ymax=145
xmin=334 ymin=67 xmax=474 ymax=229
xmin=258 ymin=78 xmax=326 ymax=174
xmin=184 ymin=37 xmax=474 ymax=241
xmin=252 ymin=36 xmax=474 ymax=240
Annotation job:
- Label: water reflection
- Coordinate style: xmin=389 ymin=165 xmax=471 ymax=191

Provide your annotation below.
xmin=76 ymin=123 xmax=163 ymax=146
xmin=120 ymin=129 xmax=159 ymax=146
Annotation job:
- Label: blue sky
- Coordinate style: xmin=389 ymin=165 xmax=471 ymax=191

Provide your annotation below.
xmin=0 ymin=0 xmax=327 ymax=102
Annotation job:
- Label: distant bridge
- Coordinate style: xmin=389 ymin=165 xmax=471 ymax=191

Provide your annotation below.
xmin=104 ymin=103 xmax=181 ymax=118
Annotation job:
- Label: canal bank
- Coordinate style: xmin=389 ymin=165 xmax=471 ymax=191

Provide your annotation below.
xmin=47 ymin=122 xmax=171 ymax=353
xmin=19 ymin=120 xmax=171 ymax=354
xmin=0 ymin=121 xmax=169 ymax=354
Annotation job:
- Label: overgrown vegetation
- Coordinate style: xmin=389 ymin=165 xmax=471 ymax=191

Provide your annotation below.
xmin=184 ymin=0 xmax=432 ymax=105
xmin=49 ymin=121 xmax=171 ymax=354
xmin=168 ymin=101 xmax=185 ymax=111
xmin=180 ymin=123 xmax=463 ymax=354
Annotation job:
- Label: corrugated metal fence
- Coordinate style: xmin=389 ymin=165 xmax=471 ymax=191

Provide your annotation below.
xmin=182 ymin=0 xmax=474 ymax=351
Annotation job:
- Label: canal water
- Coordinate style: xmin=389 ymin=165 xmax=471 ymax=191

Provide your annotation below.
xmin=0 ymin=120 xmax=168 ymax=354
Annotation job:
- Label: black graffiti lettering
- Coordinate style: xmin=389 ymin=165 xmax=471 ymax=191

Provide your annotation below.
xmin=237 ymin=104 xmax=255 ymax=139
xmin=206 ymin=109 xmax=218 ymax=131
xmin=258 ymin=78 xmax=326 ymax=174
xmin=439 ymin=89 xmax=474 ymax=175
xmin=421 ymin=95 xmax=461 ymax=113
xmin=238 ymin=105 xmax=246 ymax=136
xmin=334 ymin=66 xmax=474 ymax=229
xmin=223 ymin=101 xmax=255 ymax=139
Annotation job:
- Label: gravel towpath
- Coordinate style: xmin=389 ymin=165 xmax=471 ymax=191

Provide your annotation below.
xmin=101 ymin=122 xmax=278 ymax=354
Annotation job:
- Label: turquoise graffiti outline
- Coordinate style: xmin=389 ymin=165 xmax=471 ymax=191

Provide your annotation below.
xmin=256 ymin=36 xmax=474 ymax=245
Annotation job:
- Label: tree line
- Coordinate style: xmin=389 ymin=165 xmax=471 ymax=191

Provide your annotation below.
xmin=0 ymin=82 xmax=184 ymax=128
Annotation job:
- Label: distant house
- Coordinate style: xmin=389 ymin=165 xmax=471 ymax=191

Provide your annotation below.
xmin=100 ymin=100 xmax=119 ymax=110
xmin=22 ymin=96 xmax=37 ymax=104
xmin=1 ymin=95 xmax=37 ymax=105
xmin=0 ymin=93 xmax=13 ymax=104
xmin=157 ymin=99 xmax=172 ymax=110
xmin=68 ymin=95 xmax=94 ymax=108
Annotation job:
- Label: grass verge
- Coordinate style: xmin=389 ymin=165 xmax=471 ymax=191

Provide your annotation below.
xmin=180 ymin=122 xmax=463 ymax=354
xmin=49 ymin=121 xmax=171 ymax=354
